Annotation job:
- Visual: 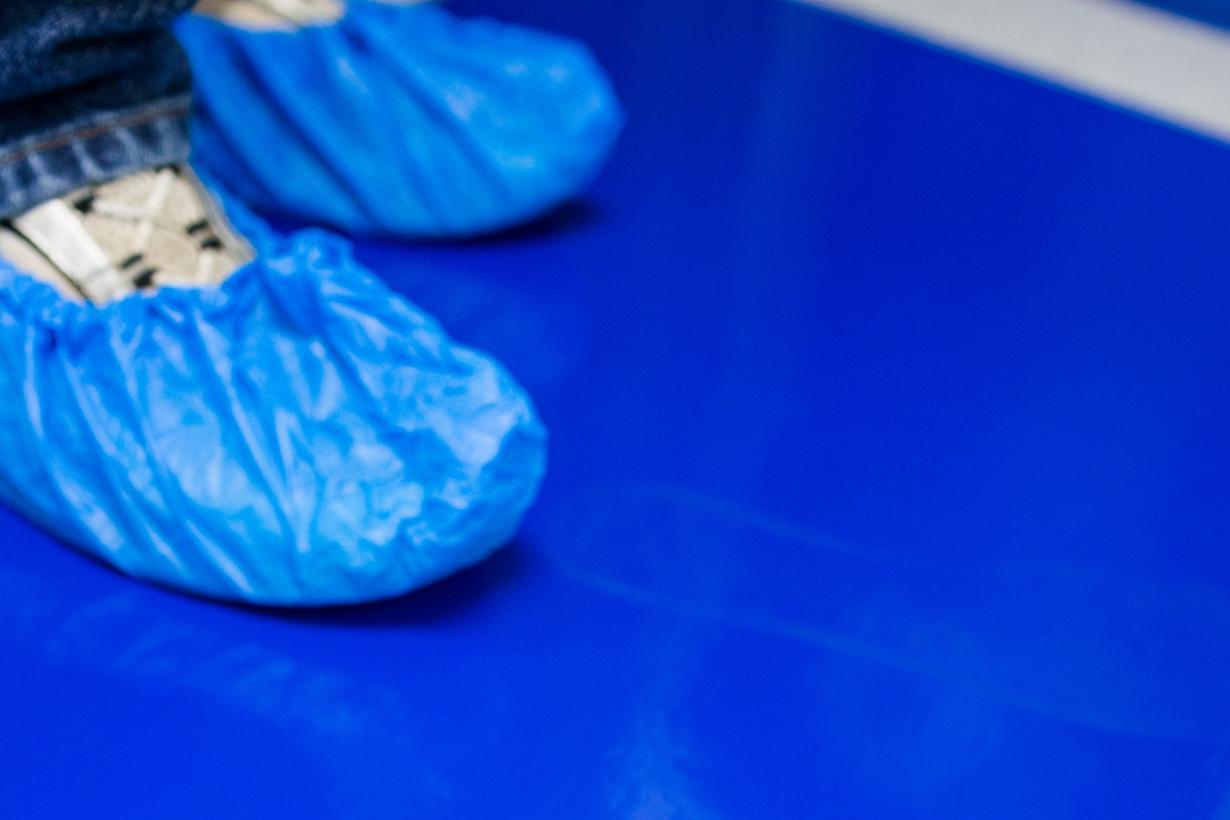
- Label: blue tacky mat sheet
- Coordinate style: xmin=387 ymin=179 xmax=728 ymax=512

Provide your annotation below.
xmin=2 ymin=0 xmax=1229 ymax=816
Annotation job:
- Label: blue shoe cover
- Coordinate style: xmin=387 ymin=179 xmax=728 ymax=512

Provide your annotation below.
xmin=0 ymin=221 xmax=546 ymax=605
xmin=175 ymin=1 xmax=623 ymax=238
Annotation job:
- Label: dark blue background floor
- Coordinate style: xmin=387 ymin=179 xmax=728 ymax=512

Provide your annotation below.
xmin=4 ymin=0 xmax=1230 ymax=816
xmin=1134 ymin=0 xmax=1230 ymax=29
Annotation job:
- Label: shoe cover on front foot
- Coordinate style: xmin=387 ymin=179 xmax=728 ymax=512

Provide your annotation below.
xmin=176 ymin=1 xmax=623 ymax=238
xmin=0 ymin=231 xmax=546 ymax=605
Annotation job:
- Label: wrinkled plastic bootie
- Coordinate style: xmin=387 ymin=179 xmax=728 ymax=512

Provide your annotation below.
xmin=177 ymin=0 xmax=623 ymax=238
xmin=0 ymin=167 xmax=546 ymax=605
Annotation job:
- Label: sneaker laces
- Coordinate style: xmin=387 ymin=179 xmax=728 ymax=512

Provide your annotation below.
xmin=0 ymin=166 xmax=252 ymax=304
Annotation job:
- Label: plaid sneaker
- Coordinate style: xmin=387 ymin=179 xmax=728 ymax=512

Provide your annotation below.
xmin=0 ymin=165 xmax=252 ymax=305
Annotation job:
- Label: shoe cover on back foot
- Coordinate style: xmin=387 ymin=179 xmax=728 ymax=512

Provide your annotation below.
xmin=0 ymin=227 xmax=547 ymax=605
xmin=176 ymin=1 xmax=623 ymax=238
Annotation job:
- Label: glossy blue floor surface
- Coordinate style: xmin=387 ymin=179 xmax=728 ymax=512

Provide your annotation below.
xmin=4 ymin=0 xmax=1230 ymax=816
xmin=1133 ymin=0 xmax=1230 ymax=29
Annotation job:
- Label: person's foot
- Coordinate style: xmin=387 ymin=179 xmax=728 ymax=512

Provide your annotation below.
xmin=177 ymin=0 xmax=623 ymax=238
xmin=0 ymin=165 xmax=250 ymax=304
xmin=0 ymin=169 xmax=546 ymax=605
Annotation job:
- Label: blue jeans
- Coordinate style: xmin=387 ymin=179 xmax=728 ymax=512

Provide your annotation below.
xmin=0 ymin=1 xmax=194 ymax=219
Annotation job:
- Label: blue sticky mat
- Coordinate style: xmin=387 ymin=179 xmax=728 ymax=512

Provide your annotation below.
xmin=2 ymin=0 xmax=1229 ymax=816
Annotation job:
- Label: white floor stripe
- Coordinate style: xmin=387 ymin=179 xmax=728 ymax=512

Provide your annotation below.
xmin=795 ymin=0 xmax=1230 ymax=143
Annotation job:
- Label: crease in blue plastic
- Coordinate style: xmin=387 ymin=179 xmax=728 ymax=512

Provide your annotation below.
xmin=176 ymin=1 xmax=623 ymax=238
xmin=0 ymin=193 xmax=547 ymax=605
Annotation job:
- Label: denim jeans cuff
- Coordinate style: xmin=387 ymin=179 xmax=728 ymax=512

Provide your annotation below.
xmin=0 ymin=96 xmax=191 ymax=220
